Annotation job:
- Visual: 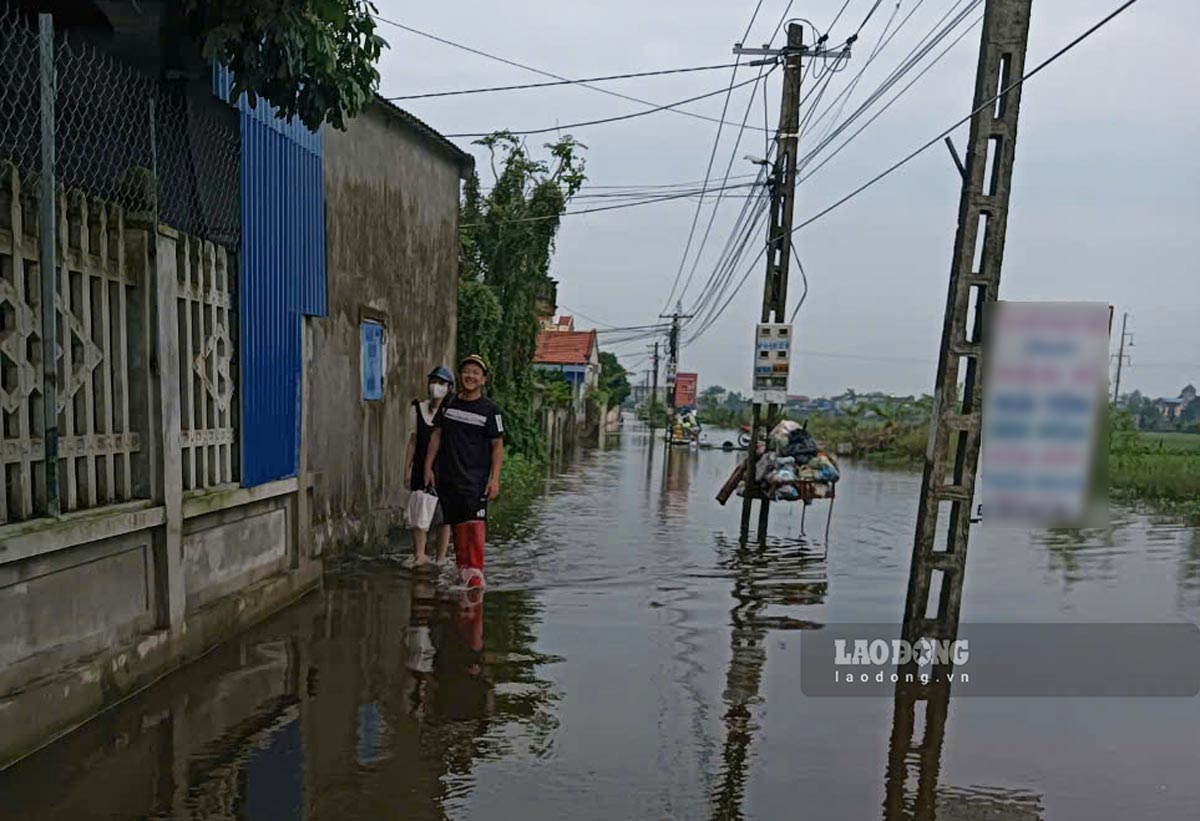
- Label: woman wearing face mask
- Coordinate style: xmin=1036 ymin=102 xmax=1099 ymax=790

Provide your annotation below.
xmin=405 ymin=366 xmax=455 ymax=567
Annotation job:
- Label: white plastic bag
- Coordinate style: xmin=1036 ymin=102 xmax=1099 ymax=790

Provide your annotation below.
xmin=407 ymin=488 xmax=438 ymax=531
xmin=769 ymin=419 xmax=801 ymax=452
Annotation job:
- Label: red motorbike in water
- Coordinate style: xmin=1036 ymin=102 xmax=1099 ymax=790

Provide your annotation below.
xmin=737 ymin=426 xmax=751 ymax=448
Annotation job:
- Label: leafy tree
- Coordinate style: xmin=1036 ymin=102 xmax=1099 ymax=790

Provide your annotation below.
xmin=457 ymin=278 xmax=502 ymax=368
xmin=1180 ymin=397 xmax=1200 ymax=427
xmin=185 ymin=0 xmax=387 ymax=130
xmin=1121 ymin=390 xmax=1163 ymax=431
xmin=539 ymin=371 xmax=573 ymax=408
xmin=598 ymin=352 xmax=631 ymax=407
xmin=458 ymin=131 xmax=586 ymax=456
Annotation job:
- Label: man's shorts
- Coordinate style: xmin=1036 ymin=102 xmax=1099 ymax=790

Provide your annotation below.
xmin=441 ymin=486 xmax=489 ymax=527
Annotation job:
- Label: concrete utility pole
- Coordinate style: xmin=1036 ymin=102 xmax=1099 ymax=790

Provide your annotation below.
xmin=891 ymin=5 xmax=1033 ymax=812
xmin=739 ymin=23 xmax=805 ymax=543
xmin=649 ymin=341 xmax=660 ymax=431
xmin=1111 ymin=312 xmax=1132 ymax=404
xmin=903 ymin=0 xmax=1032 ymax=644
xmin=659 ymin=303 xmax=693 ymax=441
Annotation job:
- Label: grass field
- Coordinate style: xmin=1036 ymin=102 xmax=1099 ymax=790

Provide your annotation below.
xmin=1135 ymin=431 xmax=1200 ymax=453
xmin=1110 ymin=429 xmax=1200 ymax=516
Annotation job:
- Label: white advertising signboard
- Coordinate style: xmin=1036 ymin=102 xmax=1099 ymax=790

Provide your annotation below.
xmin=980 ymin=301 xmax=1110 ymax=527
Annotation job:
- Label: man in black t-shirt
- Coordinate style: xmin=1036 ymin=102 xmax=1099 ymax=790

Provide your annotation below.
xmin=423 ymin=354 xmax=504 ymax=587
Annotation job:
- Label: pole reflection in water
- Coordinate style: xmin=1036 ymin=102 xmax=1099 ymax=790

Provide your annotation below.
xmin=883 ymin=675 xmax=1045 ymax=820
xmin=711 ymin=531 xmax=827 ymax=821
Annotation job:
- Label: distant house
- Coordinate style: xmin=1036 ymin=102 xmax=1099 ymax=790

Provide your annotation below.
xmin=1154 ymin=397 xmax=1185 ymax=419
xmin=533 ymin=329 xmax=600 ymax=403
xmin=540 ymin=314 xmax=576 ymax=332
xmin=1154 ymin=384 xmax=1197 ymax=419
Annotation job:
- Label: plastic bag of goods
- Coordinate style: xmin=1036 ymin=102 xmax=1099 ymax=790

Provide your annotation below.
xmin=768 ymin=466 xmax=798 ymax=485
xmin=773 ymin=484 xmax=800 ymax=501
xmin=785 ymin=427 xmax=820 ymax=462
xmin=769 ymin=420 xmax=801 ymax=452
xmin=810 ymin=453 xmax=841 ymax=482
xmin=755 ymin=452 xmax=777 ymax=482
xmin=407 ymin=488 xmax=439 ymax=530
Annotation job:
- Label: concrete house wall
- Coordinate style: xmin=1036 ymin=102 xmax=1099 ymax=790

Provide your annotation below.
xmin=308 ymin=102 xmax=470 ymax=552
xmin=0 ymin=95 xmax=469 ymax=768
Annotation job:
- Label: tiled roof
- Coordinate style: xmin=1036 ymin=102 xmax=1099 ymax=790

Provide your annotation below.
xmin=534 ymin=330 xmax=596 ymax=365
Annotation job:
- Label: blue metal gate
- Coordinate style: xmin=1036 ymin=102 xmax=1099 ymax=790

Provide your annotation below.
xmin=214 ymin=68 xmax=327 ymax=486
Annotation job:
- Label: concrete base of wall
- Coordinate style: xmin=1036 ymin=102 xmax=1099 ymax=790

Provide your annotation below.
xmin=312 ymin=501 xmax=409 ymax=557
xmin=0 ymin=562 xmax=320 ymax=769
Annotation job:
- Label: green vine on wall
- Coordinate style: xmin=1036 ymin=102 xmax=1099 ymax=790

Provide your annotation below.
xmin=457 ymin=131 xmax=587 ymax=457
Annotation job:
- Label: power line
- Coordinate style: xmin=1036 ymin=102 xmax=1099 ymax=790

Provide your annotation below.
xmin=806 ymin=0 xmax=934 ymax=146
xmin=854 ymin=0 xmax=887 ymax=37
xmin=798 ymin=8 xmax=984 ymax=184
xmin=684 ymin=0 xmax=1143 ymax=345
xmin=808 ymin=0 xmax=916 ymax=147
xmin=657 ymin=0 xmax=768 ymax=314
xmin=680 ymin=166 xmax=773 ymax=325
xmin=787 ymin=242 xmax=809 ymax=322
xmin=530 ymin=173 xmax=761 ymax=192
xmin=555 ymin=305 xmax=618 ymax=329
xmin=459 ymin=181 xmax=762 ymax=228
xmin=791 ymin=0 xmax=1143 ymax=235
xmin=802 ymin=0 xmax=982 ymax=169
xmin=686 ymin=0 xmax=1142 ymax=343
xmin=660 ymin=0 xmax=788 ymax=314
xmin=385 ymin=62 xmax=747 ymax=100
xmin=373 ymin=14 xmax=771 ymax=132
xmin=680 ymin=0 xmax=871 ymax=339
xmin=672 ymin=63 xmax=774 ymax=309
xmin=446 ymin=71 xmax=773 ymax=138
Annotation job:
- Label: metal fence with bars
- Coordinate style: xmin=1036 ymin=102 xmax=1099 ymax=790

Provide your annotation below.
xmin=0 ymin=3 xmax=241 ymax=525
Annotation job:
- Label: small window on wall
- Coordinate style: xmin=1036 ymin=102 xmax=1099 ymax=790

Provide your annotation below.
xmin=361 ymin=319 xmax=385 ymax=401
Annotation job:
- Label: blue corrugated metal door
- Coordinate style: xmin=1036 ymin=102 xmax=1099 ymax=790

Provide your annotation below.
xmin=216 ymin=67 xmax=327 ymax=486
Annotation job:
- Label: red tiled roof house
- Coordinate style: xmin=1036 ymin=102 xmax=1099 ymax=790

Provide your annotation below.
xmin=533 ymin=329 xmax=600 ymax=401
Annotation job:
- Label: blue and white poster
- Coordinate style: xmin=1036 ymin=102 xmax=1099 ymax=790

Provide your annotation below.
xmin=361 ymin=320 xmax=384 ymax=401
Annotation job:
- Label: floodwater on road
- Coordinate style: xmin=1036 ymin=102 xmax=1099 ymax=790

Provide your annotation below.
xmin=4 ymin=424 xmax=1199 ymax=820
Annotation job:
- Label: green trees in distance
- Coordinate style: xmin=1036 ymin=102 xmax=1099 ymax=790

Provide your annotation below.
xmin=697 ymin=385 xmax=750 ymax=428
xmin=598 ymin=352 xmax=632 ymax=408
xmin=458 ymin=131 xmax=587 ymax=456
xmin=186 ymin=0 xmax=386 ymax=130
xmin=1120 ymin=390 xmax=1200 ymax=433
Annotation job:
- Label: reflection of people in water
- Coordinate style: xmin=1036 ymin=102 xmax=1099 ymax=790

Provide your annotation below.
xmin=404 ymin=580 xmax=439 ymax=717
xmin=403 ymin=582 xmax=494 ymax=721
xmin=435 ymin=588 xmax=494 ymax=720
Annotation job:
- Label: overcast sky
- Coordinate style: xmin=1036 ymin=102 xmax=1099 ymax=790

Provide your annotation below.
xmin=372 ymin=0 xmax=1198 ymax=400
